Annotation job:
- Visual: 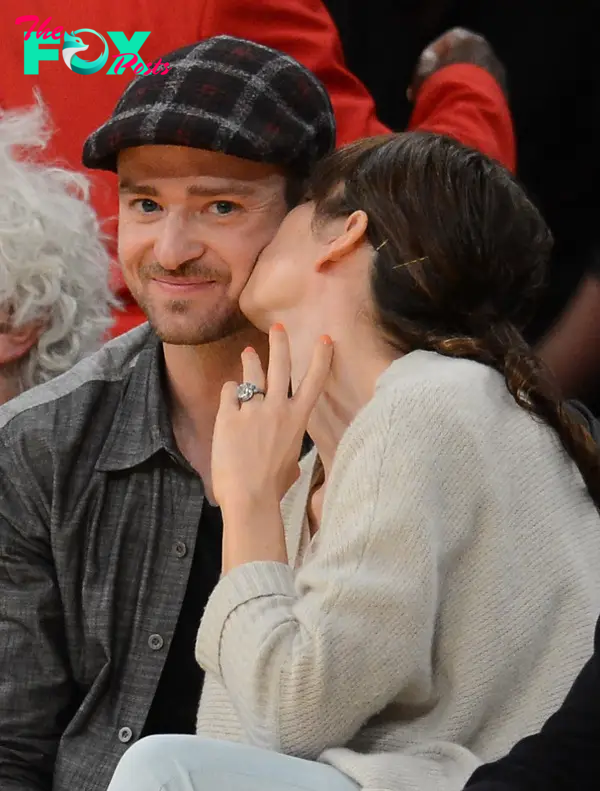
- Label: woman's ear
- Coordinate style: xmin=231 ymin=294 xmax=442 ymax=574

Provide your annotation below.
xmin=315 ymin=210 xmax=369 ymax=271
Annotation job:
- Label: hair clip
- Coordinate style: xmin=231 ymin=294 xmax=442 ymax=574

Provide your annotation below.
xmin=393 ymin=256 xmax=428 ymax=270
xmin=374 ymin=240 xmax=428 ymax=269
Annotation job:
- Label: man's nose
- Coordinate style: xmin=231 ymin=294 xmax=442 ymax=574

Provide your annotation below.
xmin=153 ymin=214 xmax=207 ymax=270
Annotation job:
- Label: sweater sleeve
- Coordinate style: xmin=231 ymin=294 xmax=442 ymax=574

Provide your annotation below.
xmin=196 ymin=390 xmax=478 ymax=759
xmin=465 ymin=619 xmax=600 ymax=791
xmin=408 ymin=63 xmax=516 ymax=172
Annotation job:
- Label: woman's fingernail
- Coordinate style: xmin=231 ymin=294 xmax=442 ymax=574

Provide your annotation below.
xmin=272 ymin=323 xmax=285 ymax=331
xmin=243 ymin=346 xmax=255 ymax=354
xmin=320 ymin=335 xmax=333 ymax=345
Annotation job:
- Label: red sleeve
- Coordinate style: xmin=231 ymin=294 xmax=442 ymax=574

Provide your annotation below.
xmin=200 ymin=0 xmax=390 ymax=145
xmin=408 ymin=63 xmax=516 ymax=173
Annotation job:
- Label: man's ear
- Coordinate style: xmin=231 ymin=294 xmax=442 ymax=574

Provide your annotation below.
xmin=314 ymin=210 xmax=369 ymax=271
xmin=0 ymin=322 xmax=42 ymax=365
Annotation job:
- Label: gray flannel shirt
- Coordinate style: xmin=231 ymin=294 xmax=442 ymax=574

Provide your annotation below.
xmin=0 ymin=324 xmax=208 ymax=791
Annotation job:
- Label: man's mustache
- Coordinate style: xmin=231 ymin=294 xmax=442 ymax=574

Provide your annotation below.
xmin=141 ymin=262 xmax=229 ymax=282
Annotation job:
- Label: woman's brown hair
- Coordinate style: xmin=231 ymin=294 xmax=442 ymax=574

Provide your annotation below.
xmin=305 ymin=132 xmax=600 ymax=503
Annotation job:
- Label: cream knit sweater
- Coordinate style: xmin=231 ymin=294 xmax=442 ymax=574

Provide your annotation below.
xmin=196 ymin=350 xmax=600 ymax=791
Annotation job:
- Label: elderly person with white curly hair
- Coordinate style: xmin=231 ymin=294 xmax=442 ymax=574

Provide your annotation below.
xmin=0 ymin=100 xmax=116 ymax=405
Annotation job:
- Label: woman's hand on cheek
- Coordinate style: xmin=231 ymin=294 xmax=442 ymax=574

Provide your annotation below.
xmin=211 ymin=324 xmax=333 ymax=516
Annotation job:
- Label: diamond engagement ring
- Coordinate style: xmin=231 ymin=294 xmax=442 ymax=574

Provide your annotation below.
xmin=236 ymin=382 xmax=266 ymax=403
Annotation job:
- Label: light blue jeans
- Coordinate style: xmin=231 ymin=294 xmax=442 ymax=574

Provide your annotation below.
xmin=107 ymin=735 xmax=360 ymax=791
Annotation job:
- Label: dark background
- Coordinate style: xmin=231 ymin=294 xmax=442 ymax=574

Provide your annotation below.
xmin=324 ymin=0 xmax=599 ymax=344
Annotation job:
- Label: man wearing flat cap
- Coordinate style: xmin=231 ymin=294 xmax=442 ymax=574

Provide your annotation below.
xmin=0 ymin=36 xmax=337 ymax=791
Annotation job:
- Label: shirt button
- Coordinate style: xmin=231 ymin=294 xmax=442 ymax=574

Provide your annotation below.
xmin=148 ymin=633 xmax=164 ymax=651
xmin=173 ymin=540 xmax=188 ymax=558
xmin=118 ymin=727 xmax=133 ymax=743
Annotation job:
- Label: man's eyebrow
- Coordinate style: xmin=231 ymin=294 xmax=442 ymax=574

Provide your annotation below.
xmin=118 ymin=180 xmax=159 ymax=196
xmin=118 ymin=178 xmax=258 ymax=197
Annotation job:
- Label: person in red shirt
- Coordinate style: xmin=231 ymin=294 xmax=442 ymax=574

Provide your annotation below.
xmin=0 ymin=101 xmax=116 ymax=405
xmin=4 ymin=1 xmax=514 ymax=337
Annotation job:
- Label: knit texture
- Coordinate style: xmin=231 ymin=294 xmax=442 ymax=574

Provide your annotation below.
xmin=196 ymin=350 xmax=600 ymax=791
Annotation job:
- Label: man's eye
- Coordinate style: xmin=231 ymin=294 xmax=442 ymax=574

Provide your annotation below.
xmin=209 ymin=201 xmax=239 ymax=216
xmin=131 ymin=199 xmax=160 ymax=214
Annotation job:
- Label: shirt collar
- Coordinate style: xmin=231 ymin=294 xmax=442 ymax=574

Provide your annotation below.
xmin=96 ymin=330 xmax=179 ymax=472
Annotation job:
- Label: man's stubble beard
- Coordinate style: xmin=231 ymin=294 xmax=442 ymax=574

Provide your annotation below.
xmin=141 ymin=295 xmax=252 ymax=346
xmin=128 ymin=258 xmax=261 ymax=345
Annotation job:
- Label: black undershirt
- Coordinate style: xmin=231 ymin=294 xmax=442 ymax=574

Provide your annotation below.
xmin=142 ymin=502 xmax=223 ymax=735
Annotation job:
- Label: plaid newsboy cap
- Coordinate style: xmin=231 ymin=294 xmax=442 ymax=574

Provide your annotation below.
xmin=82 ymin=35 xmax=336 ymax=177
